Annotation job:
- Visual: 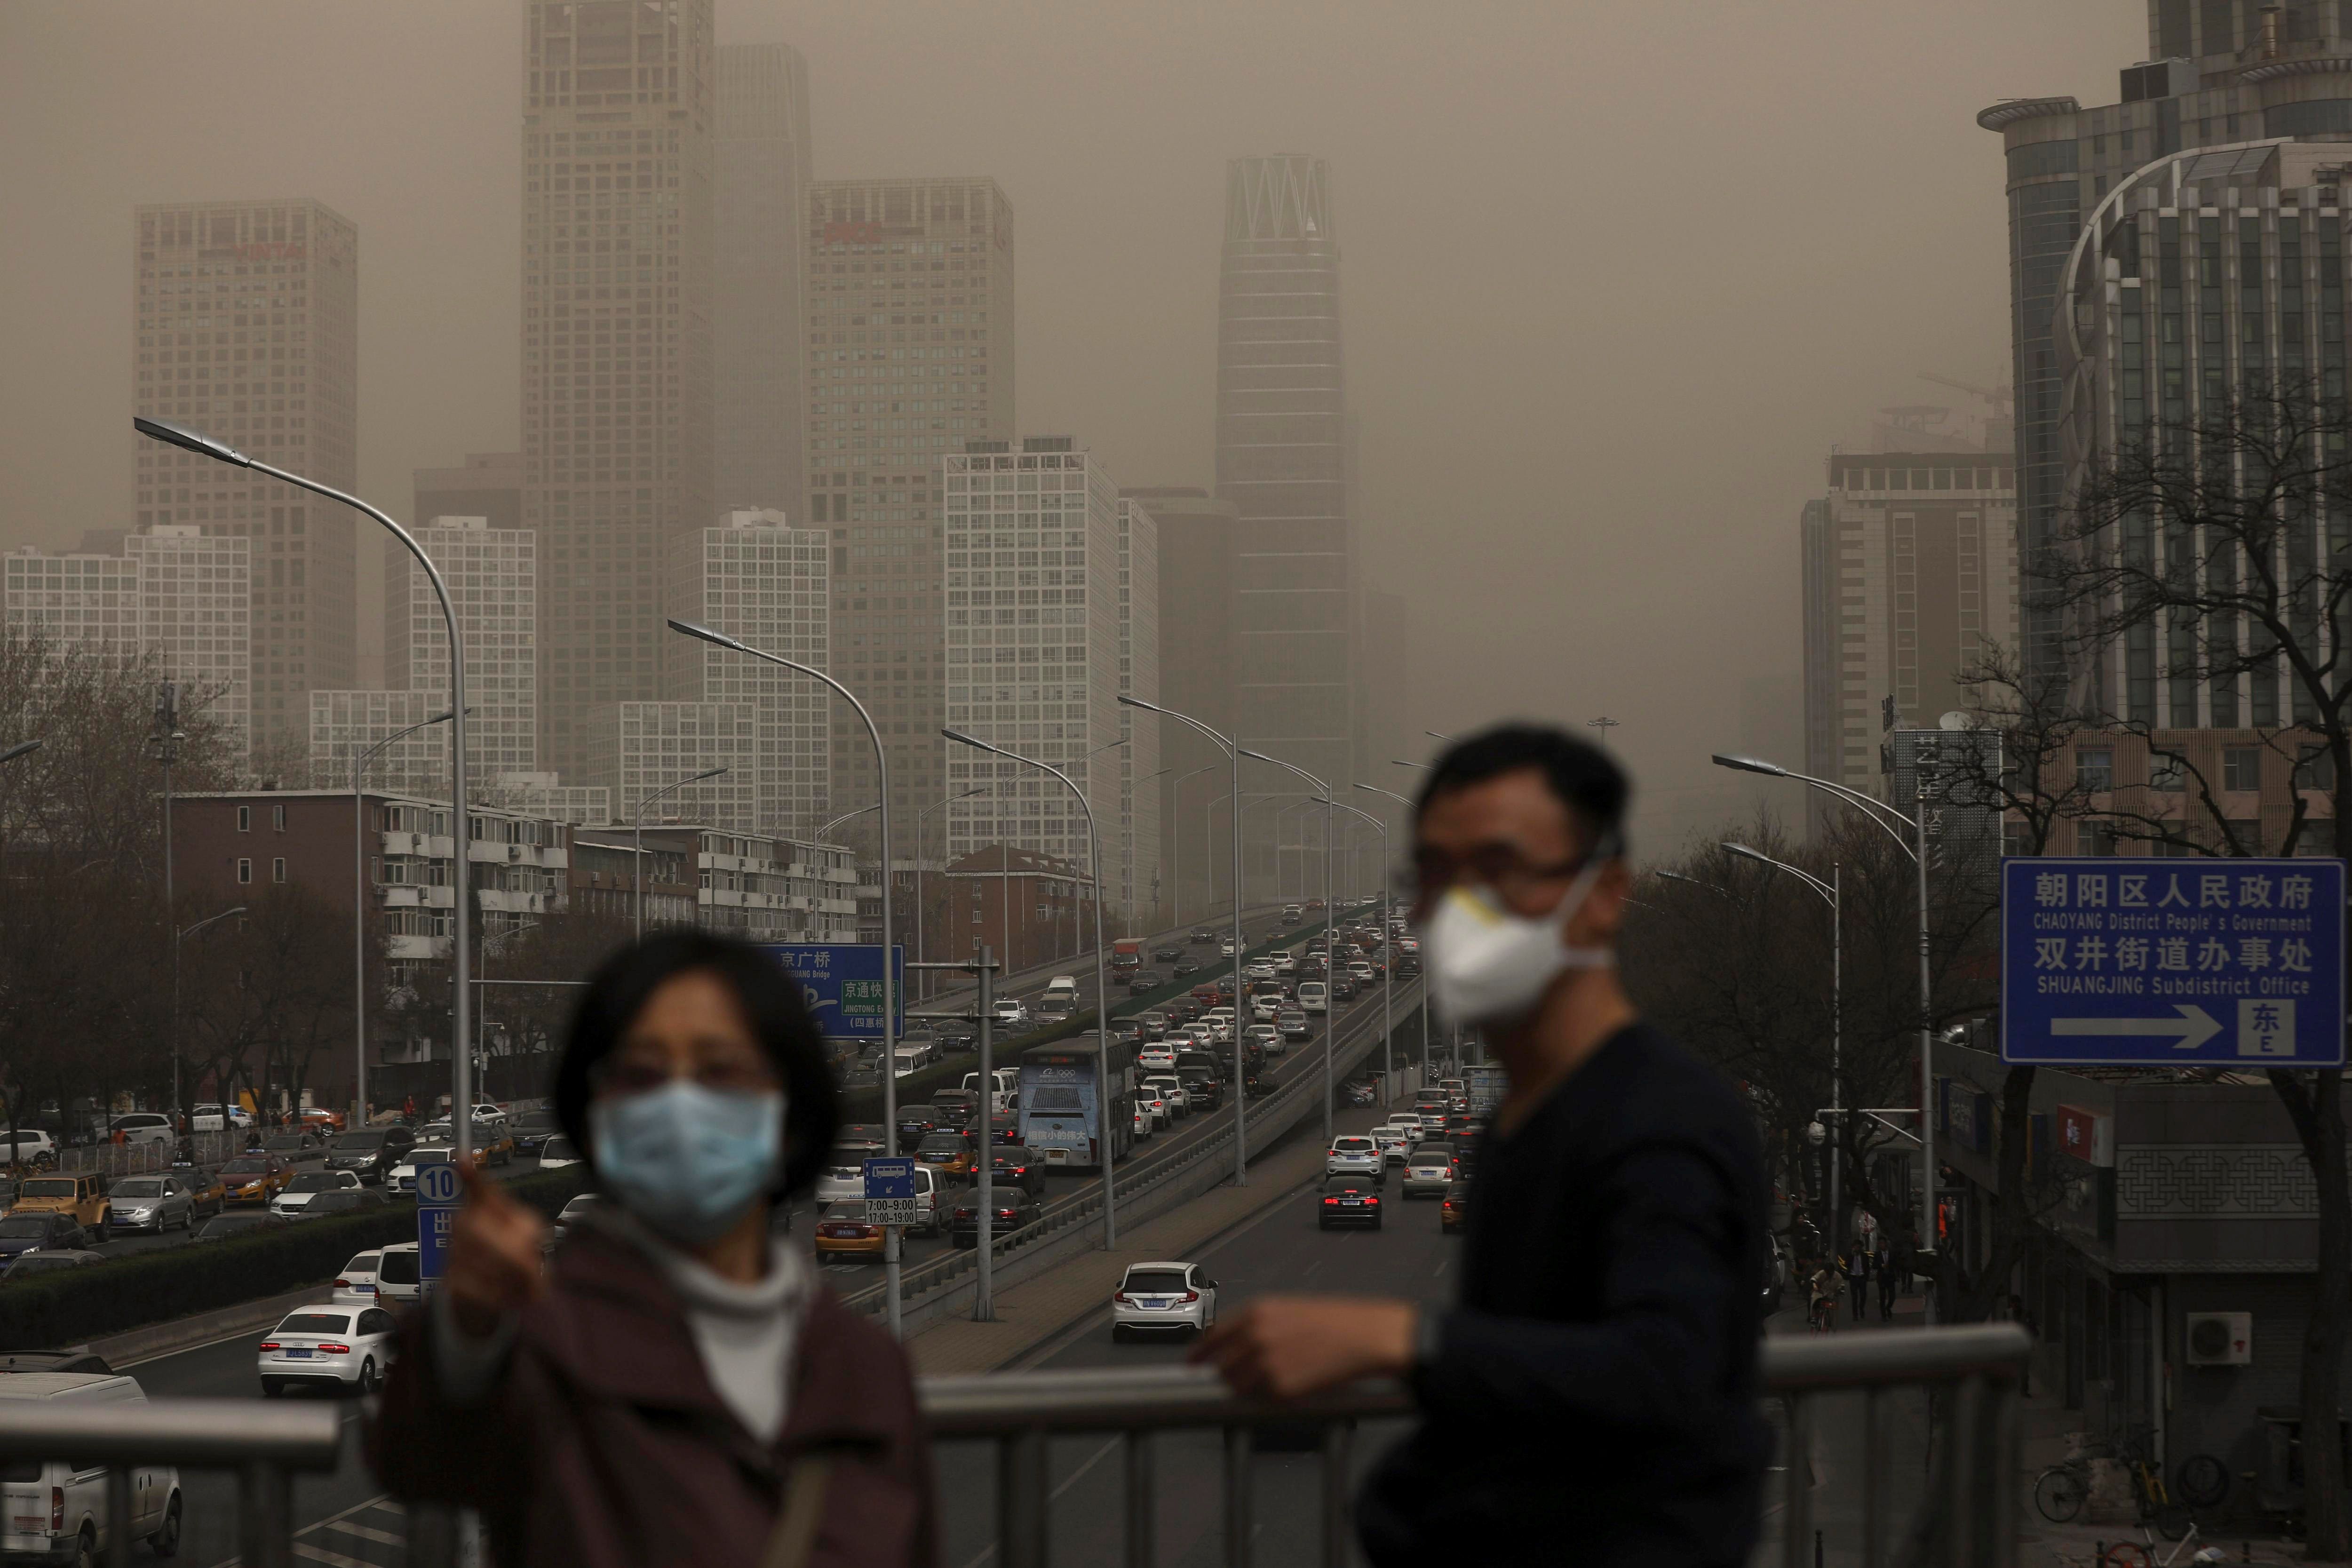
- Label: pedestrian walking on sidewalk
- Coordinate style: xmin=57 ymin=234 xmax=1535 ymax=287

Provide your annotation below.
xmin=369 ymin=930 xmax=938 ymax=1568
xmin=1845 ymin=1249 xmax=1868 ymax=1323
xmin=1191 ymin=726 xmax=1771 ymax=1568
xmin=1876 ymin=1250 xmax=1898 ymax=1320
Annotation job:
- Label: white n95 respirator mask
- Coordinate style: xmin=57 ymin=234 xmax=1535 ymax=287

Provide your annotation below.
xmin=1424 ymin=848 xmax=1616 ymax=1028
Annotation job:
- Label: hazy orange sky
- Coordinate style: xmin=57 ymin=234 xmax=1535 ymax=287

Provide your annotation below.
xmin=0 ymin=0 xmax=2143 ymax=849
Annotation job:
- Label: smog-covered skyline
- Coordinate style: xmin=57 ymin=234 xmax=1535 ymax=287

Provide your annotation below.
xmin=0 ymin=0 xmax=2137 ymax=848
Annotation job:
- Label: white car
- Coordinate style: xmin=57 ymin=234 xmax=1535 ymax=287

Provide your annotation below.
xmin=536 ymin=1134 xmax=583 ymax=1170
xmin=1278 ymin=1010 xmax=1312 ymax=1041
xmin=0 ymin=1129 xmax=56 ymax=1165
xmin=1142 ymin=1075 xmax=1188 ymax=1118
xmin=1325 ymin=1136 xmax=1383 ymax=1182
xmin=1136 ymin=1046 xmax=1178 ymax=1073
xmin=1111 ymin=1260 xmax=1219 ymax=1342
xmin=257 ymin=1304 xmax=400 ymax=1396
xmin=1137 ymin=1087 xmax=1171 ymax=1130
xmin=1246 ymin=1023 xmax=1282 ymax=1057
xmin=1390 ymin=1114 xmax=1427 ymax=1146
xmin=1131 ymin=1103 xmax=1154 ymax=1141
xmin=990 ymin=999 xmax=1030 ymax=1029
xmin=331 ymin=1249 xmax=383 ymax=1306
xmin=815 ymin=1145 xmax=871 ymax=1206
xmin=1245 ymin=961 xmax=1276 ymax=981
xmin=1368 ymin=1124 xmax=1411 ymax=1165
xmin=552 ymin=1193 xmax=604 ymax=1241
xmin=1403 ymin=1145 xmax=1458 ymax=1196
xmin=107 ymin=1113 xmax=174 ymax=1147
xmin=1219 ymin=940 xmax=1238 ymax=957
xmin=1349 ymin=962 xmax=1377 ymax=984
xmin=190 ymin=1102 xmax=254 ymax=1132
xmin=1203 ymin=1008 xmax=1238 ymax=1041
xmin=1251 ymin=996 xmax=1282 ymax=1023
xmin=375 ymin=1242 xmax=423 ymax=1305
xmin=1297 ymin=982 xmax=1328 ymax=1015
xmin=0 ymin=1374 xmax=183 ymax=1559
xmin=1274 ymin=952 xmax=1298 ymax=976
xmin=270 ymin=1170 xmax=362 ymax=1217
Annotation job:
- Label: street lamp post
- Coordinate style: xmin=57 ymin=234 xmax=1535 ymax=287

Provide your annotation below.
xmin=818 ymin=803 xmax=881 ymax=841
xmin=634 ymin=765 xmax=730 ymax=942
xmin=670 ymin=619 xmax=901 ymax=1333
xmin=136 ymin=417 xmax=477 ymax=1163
xmin=150 ymin=684 xmax=185 ymax=1122
xmin=1168 ymin=764 xmax=1218 ymax=926
xmin=1328 ymin=797 xmax=1393 ymax=1096
xmin=175 ymin=904 xmax=246 ymax=1129
xmin=943 ymin=728 xmax=1119 ymax=1246
xmin=1715 ymin=751 xmax=1935 ymax=1318
xmin=1272 ymin=799 xmax=1317 ymax=903
xmin=352 ymin=708 xmax=461 ymax=1130
xmin=1120 ymin=694 xmax=1249 ymax=1184
xmin=1356 ymin=783 xmax=1424 ymax=1070
xmin=1724 ymin=844 xmax=1843 ymax=1252
xmin=1238 ymin=747 xmax=1335 ymax=1144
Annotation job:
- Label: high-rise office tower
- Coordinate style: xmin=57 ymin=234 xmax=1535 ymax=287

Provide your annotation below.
xmin=1797 ymin=454 xmax=2019 ymax=805
xmin=133 ymin=199 xmax=358 ymax=760
xmin=1126 ymin=487 xmax=1238 ymax=917
xmin=1981 ymin=0 xmax=2352 ymax=691
xmin=1216 ymin=155 xmax=1352 ymax=884
xmin=310 ymin=516 xmax=538 ymax=793
xmin=715 ymin=43 xmax=812 ymax=513
xmin=663 ymin=509 xmax=831 ymax=832
xmin=803 ymin=177 xmax=1015 ymax=843
xmin=5 ymin=528 xmax=253 ymax=758
xmin=413 ymin=452 xmax=525 ymax=533
xmin=1116 ymin=497 xmax=1162 ymax=926
xmin=943 ymin=438 xmax=1124 ymax=883
xmin=520 ymin=0 xmax=717 ymax=777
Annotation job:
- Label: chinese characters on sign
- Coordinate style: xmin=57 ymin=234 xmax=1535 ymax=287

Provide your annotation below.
xmin=757 ymin=944 xmax=906 ymax=1040
xmin=2001 ymin=859 xmax=2344 ymax=1066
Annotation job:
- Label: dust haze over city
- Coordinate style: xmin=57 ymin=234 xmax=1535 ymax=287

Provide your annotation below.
xmin=0 ymin=0 xmax=2134 ymax=854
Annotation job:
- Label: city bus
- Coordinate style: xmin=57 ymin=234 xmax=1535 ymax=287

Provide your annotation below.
xmin=1017 ymin=1037 xmax=1136 ymax=1171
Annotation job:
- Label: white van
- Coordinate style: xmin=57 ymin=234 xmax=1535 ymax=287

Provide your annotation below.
xmin=0 ymin=1375 xmax=183 ymax=1559
xmin=1040 ymin=975 xmax=1081 ymax=1011
xmin=1298 ymin=981 xmax=1328 ymax=1015
xmin=963 ymin=1067 xmax=1019 ymax=1116
xmin=816 ymin=1158 xmax=941 ymax=1232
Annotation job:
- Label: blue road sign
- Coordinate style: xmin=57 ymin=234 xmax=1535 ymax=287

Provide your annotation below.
xmin=2002 ymin=857 xmax=2346 ymax=1067
xmin=760 ymin=944 xmax=906 ymax=1040
xmin=415 ymin=1160 xmax=462 ymax=1285
xmin=862 ymin=1157 xmax=916 ymax=1201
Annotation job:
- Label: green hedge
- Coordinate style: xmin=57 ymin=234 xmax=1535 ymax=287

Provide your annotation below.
xmin=0 ymin=1166 xmax=591 ymax=1353
xmin=834 ymin=921 xmax=1327 ymax=1122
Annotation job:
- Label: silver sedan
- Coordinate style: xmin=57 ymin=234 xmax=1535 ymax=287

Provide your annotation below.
xmin=106 ymin=1174 xmax=196 ymax=1233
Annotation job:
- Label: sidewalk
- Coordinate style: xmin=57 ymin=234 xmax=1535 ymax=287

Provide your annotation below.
xmin=904 ymin=1111 xmax=1359 ymax=1376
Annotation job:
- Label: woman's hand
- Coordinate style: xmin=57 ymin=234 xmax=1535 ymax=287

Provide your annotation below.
xmin=444 ymin=1161 xmax=549 ymax=1338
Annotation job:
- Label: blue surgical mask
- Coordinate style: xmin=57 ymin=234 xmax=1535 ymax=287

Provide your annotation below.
xmin=588 ymin=1081 xmax=785 ymax=1244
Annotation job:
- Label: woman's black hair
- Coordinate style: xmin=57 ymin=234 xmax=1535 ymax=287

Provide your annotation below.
xmin=553 ymin=929 xmax=841 ymax=1200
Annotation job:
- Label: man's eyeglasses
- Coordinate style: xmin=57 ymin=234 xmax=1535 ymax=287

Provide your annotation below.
xmin=1406 ymin=847 xmax=1592 ymax=908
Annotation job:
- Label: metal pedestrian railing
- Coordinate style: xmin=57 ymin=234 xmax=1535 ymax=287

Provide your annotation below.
xmin=0 ymin=1395 xmax=340 ymax=1568
xmin=920 ymin=1322 xmax=2033 ymax=1568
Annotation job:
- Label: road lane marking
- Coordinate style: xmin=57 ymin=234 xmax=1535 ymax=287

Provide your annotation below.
xmin=953 ymin=1433 xmax=1123 ymax=1568
xmin=1433 ymin=1259 xmax=1448 ymax=1278
xmin=292 ymin=1543 xmax=373 ymax=1568
xmin=323 ymin=1520 xmax=405 ymax=1546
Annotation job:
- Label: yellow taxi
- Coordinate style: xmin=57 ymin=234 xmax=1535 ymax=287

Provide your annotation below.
xmin=182 ymin=1168 xmax=228 ymax=1218
xmin=913 ymin=1131 xmax=975 ymax=1182
xmin=814 ymin=1202 xmax=886 ymax=1261
xmin=217 ymin=1155 xmax=290 ymax=1206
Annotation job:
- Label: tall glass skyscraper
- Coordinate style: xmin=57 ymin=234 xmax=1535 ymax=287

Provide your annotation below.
xmin=715 ymin=43 xmax=812 ymax=516
xmin=1216 ymin=154 xmax=1352 ymax=885
xmin=519 ymin=0 xmax=717 ymax=777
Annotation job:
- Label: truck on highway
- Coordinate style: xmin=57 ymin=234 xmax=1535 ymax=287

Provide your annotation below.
xmin=1017 ymin=1038 xmax=1136 ymax=1170
xmin=1462 ymin=1066 xmax=1507 ymax=1118
xmin=1111 ymin=937 xmax=1145 ymax=973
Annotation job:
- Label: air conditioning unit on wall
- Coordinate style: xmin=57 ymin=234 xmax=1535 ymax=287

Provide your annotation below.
xmin=2186 ymin=1312 xmax=2253 ymax=1367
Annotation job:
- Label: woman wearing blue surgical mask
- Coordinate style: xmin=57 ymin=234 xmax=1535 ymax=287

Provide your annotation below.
xmin=369 ymin=931 xmax=937 ymax=1568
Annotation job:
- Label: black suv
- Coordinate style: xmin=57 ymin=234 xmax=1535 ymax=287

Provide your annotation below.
xmin=324 ymin=1125 xmax=416 ymax=1183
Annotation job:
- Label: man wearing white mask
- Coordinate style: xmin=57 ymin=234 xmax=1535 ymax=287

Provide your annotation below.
xmin=1193 ymin=724 xmax=1770 ymax=1567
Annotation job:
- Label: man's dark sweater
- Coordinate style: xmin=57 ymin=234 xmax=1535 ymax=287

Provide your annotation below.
xmin=1358 ymin=1022 xmax=1771 ymax=1567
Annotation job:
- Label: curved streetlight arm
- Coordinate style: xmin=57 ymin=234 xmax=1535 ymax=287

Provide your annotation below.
xmin=1391 ymin=759 xmax=1430 ymax=771
xmin=141 ymin=417 xmax=476 ymax=1162
xmin=1723 ymin=842 xmax=1836 ymax=908
xmin=637 ymin=764 xmax=730 ymax=820
xmin=943 ymin=727 xmax=1119 ymax=1247
xmin=1711 ymin=753 xmax=1918 ymax=860
xmin=1656 ymin=868 xmax=1740 ymax=902
xmin=673 ymin=618 xmax=900 ymax=1319
xmin=0 ymin=740 xmax=40 ymax=765
xmin=634 ymin=764 xmax=730 ymax=943
xmin=179 ymin=905 xmax=247 ymax=942
xmin=818 ymin=801 xmax=882 ymax=840
xmin=1354 ymin=782 xmax=1413 ymax=809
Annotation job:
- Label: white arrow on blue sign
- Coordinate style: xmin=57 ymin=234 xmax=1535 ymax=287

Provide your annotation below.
xmin=2002 ymin=857 xmax=2346 ymax=1067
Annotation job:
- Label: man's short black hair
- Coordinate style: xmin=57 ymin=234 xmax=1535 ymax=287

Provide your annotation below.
xmin=1415 ymin=724 xmax=1630 ymax=855
xmin=553 ymin=930 xmax=841 ymax=1200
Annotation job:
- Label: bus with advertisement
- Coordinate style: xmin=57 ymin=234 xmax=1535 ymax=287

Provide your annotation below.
xmin=1016 ymin=1037 xmax=1136 ymax=1171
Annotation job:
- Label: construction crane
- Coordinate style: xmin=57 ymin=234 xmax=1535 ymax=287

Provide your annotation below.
xmin=1919 ymin=372 xmax=2013 ymax=412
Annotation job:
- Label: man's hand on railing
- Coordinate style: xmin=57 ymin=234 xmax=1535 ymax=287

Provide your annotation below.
xmin=1191 ymin=1295 xmax=1420 ymax=1400
xmin=446 ymin=1160 xmax=548 ymax=1337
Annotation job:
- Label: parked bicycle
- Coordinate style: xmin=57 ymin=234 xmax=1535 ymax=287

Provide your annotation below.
xmin=2098 ymin=1519 xmax=2226 ymax=1567
xmin=2034 ymin=1447 xmax=2105 ymax=1525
